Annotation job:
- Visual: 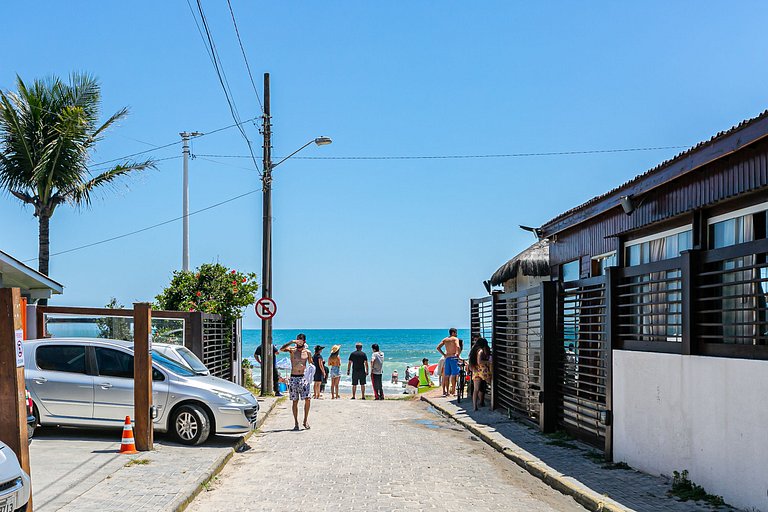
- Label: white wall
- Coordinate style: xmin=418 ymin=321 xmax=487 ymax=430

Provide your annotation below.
xmin=502 ymin=270 xmax=546 ymax=293
xmin=613 ymin=350 xmax=768 ymax=511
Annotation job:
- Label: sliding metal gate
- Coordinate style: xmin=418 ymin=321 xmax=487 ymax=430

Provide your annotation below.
xmin=470 ymin=296 xmax=493 ymax=341
xmin=493 ymin=288 xmax=542 ymax=423
xmin=558 ymin=277 xmax=609 ymax=447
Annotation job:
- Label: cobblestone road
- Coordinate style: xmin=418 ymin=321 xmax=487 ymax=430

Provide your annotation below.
xmin=187 ymin=398 xmax=586 ymax=511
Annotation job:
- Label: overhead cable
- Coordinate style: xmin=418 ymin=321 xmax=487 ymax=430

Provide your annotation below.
xmin=195 ymin=145 xmax=690 ymax=162
xmin=23 ymin=188 xmax=261 ymax=262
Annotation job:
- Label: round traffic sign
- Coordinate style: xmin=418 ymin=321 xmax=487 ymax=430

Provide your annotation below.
xmin=255 ymin=297 xmax=277 ymax=320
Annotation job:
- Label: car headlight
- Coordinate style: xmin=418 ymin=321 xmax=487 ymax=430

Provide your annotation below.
xmin=213 ymin=391 xmax=249 ymax=405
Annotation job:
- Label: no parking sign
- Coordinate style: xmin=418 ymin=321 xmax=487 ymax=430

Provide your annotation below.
xmin=255 ymin=297 xmax=277 ymax=320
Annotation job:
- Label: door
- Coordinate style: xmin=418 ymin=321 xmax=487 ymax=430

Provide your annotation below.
xmin=93 ymin=347 xmax=169 ymax=424
xmin=29 ymin=344 xmax=94 ymax=421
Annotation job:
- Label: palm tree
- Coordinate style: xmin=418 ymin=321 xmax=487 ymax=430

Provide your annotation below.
xmin=0 ymin=73 xmax=154 ymax=300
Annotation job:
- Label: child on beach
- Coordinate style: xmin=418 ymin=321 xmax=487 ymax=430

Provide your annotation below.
xmin=328 ymin=345 xmax=342 ymax=399
xmin=418 ymin=358 xmax=434 ymax=388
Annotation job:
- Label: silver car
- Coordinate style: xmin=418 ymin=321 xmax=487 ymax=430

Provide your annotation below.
xmin=0 ymin=441 xmax=30 ymax=512
xmin=23 ymin=338 xmax=259 ymax=445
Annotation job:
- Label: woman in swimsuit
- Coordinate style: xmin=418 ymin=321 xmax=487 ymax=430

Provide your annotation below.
xmin=328 ymin=345 xmax=342 ymax=399
xmin=312 ymin=345 xmax=327 ymax=399
xmin=469 ymin=337 xmax=491 ymax=412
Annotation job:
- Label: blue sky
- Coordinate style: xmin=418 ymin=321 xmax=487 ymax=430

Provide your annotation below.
xmin=2 ymin=2 xmax=768 ymax=328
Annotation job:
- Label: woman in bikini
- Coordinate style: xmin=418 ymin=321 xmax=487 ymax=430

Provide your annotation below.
xmin=468 ymin=337 xmax=491 ymax=412
xmin=328 ymin=345 xmax=342 ymax=399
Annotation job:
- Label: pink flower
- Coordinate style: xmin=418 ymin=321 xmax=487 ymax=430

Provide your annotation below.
xmin=189 ymin=307 xmax=195 ymax=312
xmin=231 ymin=270 xmax=236 ymax=274
xmin=232 ymin=280 xmax=237 ymax=285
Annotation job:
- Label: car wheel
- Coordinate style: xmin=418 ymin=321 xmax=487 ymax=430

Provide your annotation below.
xmin=172 ymin=404 xmax=211 ymax=445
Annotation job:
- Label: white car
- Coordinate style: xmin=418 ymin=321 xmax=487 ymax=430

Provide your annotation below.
xmin=24 ymin=338 xmax=259 ymax=445
xmin=152 ymin=343 xmax=210 ymax=376
xmin=0 ymin=442 xmax=30 ymax=512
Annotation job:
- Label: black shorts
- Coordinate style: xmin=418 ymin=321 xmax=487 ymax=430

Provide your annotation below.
xmin=352 ymin=371 xmax=367 ymax=386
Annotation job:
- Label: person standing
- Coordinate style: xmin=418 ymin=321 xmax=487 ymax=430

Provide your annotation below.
xmin=468 ymin=337 xmax=491 ymax=411
xmin=280 ymin=334 xmax=313 ymax=430
xmin=370 ymin=344 xmax=385 ymax=400
xmin=328 ymin=345 xmax=342 ymax=399
xmin=347 ymin=342 xmax=369 ymax=400
xmin=254 ymin=342 xmax=282 ymax=396
xmin=437 ymin=327 xmax=462 ymax=397
xmin=418 ymin=358 xmax=434 ymax=388
xmin=312 ymin=345 xmax=326 ymax=399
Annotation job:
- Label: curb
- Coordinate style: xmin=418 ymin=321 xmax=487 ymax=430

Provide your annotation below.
xmin=173 ymin=396 xmax=285 ymax=512
xmin=422 ymin=396 xmax=629 ymax=512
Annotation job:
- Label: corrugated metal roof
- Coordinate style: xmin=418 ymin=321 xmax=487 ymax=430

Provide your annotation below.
xmin=541 ymin=109 xmax=768 ymax=231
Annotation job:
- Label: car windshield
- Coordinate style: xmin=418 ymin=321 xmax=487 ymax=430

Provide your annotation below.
xmin=151 ymin=350 xmax=197 ymax=377
xmin=176 ymin=347 xmax=209 ymax=374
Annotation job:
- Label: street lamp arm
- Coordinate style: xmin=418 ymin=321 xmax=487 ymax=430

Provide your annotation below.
xmin=271 ymin=136 xmax=333 ymax=169
xmin=271 ymin=140 xmax=315 ymax=170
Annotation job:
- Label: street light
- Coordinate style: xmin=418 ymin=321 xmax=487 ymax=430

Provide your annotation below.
xmin=259 ymin=72 xmax=332 ymax=395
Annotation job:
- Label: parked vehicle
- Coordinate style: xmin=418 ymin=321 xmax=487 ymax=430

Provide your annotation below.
xmin=151 ymin=343 xmax=209 ymax=376
xmin=25 ymin=389 xmax=35 ymax=444
xmin=24 ymin=338 xmax=259 ymax=445
xmin=0 ymin=441 xmax=31 ymax=512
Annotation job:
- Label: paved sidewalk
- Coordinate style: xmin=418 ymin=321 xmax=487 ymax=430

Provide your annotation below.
xmin=187 ymin=396 xmax=587 ymax=511
xmin=422 ymin=393 xmax=730 ymax=512
xmin=31 ymin=397 xmax=279 ymax=512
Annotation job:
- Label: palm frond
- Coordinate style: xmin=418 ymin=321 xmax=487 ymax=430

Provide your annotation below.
xmin=60 ymin=158 xmax=155 ymax=207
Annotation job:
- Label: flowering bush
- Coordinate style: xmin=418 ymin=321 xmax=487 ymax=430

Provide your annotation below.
xmin=155 ymin=263 xmax=258 ymax=326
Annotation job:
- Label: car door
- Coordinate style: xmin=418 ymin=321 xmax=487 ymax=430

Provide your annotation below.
xmin=93 ymin=347 xmax=169 ymax=425
xmin=28 ymin=344 xmax=94 ymax=422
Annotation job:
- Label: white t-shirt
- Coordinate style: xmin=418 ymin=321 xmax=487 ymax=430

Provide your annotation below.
xmin=371 ymin=351 xmax=384 ymax=375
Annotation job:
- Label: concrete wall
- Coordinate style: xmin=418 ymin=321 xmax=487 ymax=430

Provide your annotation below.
xmin=613 ymin=350 xmax=768 ymax=511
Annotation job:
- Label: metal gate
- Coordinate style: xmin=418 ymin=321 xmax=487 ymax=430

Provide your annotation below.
xmin=558 ymin=276 xmax=609 ymax=447
xmin=493 ymin=288 xmax=542 ymax=423
xmin=470 ymin=296 xmax=493 ymax=341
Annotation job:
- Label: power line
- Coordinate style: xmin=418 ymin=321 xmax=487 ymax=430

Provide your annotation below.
xmin=195 ymin=145 xmax=690 ymax=161
xmin=23 ymin=187 xmax=261 ymax=263
xmin=225 ymin=0 xmax=263 ymax=112
xmin=188 ymin=0 xmax=262 ymax=174
xmin=89 ymin=116 xmax=258 ymax=167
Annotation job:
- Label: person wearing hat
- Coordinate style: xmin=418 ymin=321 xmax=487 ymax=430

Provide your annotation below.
xmin=312 ymin=345 xmax=327 ymax=399
xmin=347 ymin=342 xmax=369 ymax=399
xmin=328 ymin=345 xmax=342 ymax=399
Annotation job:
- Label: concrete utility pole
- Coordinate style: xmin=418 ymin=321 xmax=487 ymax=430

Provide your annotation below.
xmin=258 ymin=73 xmax=331 ymax=396
xmin=180 ymin=131 xmax=203 ymax=272
xmin=260 ymin=73 xmax=274 ymax=395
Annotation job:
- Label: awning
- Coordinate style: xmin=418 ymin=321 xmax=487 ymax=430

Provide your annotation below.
xmin=0 ymin=250 xmax=64 ymax=299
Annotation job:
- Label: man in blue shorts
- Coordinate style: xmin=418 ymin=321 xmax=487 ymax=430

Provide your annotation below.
xmin=437 ymin=328 xmax=462 ymax=397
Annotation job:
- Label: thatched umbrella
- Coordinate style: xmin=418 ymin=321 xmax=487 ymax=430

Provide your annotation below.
xmin=490 ymin=239 xmax=550 ymax=287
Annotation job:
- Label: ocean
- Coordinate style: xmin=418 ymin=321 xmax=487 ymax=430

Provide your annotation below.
xmin=244 ymin=329 xmax=470 ymax=395
xmin=42 ymin=322 xmax=469 ymax=395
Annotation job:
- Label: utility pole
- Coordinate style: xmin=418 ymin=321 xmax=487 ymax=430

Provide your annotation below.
xmin=180 ymin=131 xmax=203 ymax=272
xmin=260 ymin=73 xmax=274 ymax=395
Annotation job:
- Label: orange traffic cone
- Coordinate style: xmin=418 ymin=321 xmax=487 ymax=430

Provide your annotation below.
xmin=119 ymin=416 xmax=139 ymax=455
